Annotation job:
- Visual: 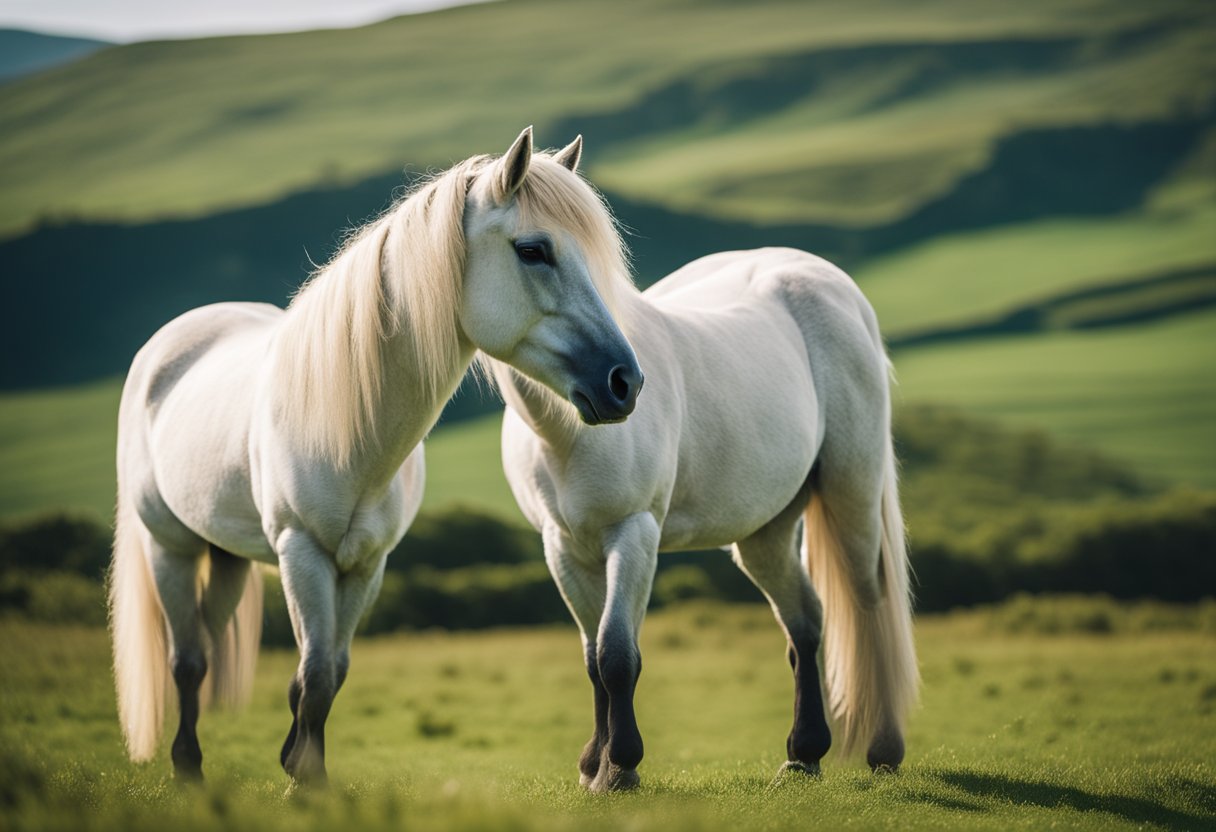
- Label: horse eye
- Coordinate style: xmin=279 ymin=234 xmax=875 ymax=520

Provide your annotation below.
xmin=515 ymin=244 xmax=545 ymax=265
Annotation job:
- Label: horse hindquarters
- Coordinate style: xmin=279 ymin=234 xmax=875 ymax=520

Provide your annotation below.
xmin=804 ymin=434 xmax=919 ymax=769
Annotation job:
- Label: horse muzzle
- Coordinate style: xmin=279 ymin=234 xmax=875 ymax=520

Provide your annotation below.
xmin=570 ymin=361 xmax=644 ymax=425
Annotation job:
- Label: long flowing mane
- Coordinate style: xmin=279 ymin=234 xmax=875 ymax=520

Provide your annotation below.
xmin=270 ymin=150 xmax=634 ymax=465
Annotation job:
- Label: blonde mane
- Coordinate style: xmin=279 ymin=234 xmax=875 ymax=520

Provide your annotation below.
xmin=271 ymin=149 xmax=634 ymax=465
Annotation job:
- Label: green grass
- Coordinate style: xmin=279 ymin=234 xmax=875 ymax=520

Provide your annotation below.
xmin=1 ymin=604 xmax=1213 ymax=830
xmin=893 ymin=307 xmax=1216 ymax=488
xmin=858 ymin=204 xmax=1216 ymax=338
xmin=0 ymin=0 xmax=1209 ymax=234
xmin=0 ymin=378 xmax=120 ymax=522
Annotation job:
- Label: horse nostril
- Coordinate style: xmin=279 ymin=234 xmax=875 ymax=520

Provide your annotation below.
xmin=608 ymin=365 xmax=631 ymax=402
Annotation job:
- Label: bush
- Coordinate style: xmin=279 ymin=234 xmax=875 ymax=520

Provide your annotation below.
xmin=653 ymin=565 xmax=720 ymax=606
xmin=0 ymin=513 xmax=111 ymax=579
xmin=0 ymin=569 xmax=106 ymax=626
xmin=386 ymin=506 xmax=542 ymax=571
xmin=959 ymin=593 xmax=1216 ymax=636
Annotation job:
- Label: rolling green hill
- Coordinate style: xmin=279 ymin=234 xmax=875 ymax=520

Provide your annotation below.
xmin=1 ymin=0 xmax=1213 ymax=525
xmin=0 ymin=0 xmax=1211 ymax=236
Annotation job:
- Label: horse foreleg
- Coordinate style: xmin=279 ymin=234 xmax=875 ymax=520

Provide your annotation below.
xmin=591 ymin=513 xmax=659 ymax=792
xmin=542 ymin=526 xmax=610 ymax=786
xmin=277 ymin=529 xmax=339 ymax=787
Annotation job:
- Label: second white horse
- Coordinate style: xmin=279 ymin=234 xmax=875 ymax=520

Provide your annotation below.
xmin=494 ymin=239 xmax=918 ymax=791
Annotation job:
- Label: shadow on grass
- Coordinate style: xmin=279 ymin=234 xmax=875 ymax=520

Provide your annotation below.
xmin=936 ymin=770 xmax=1216 ymax=830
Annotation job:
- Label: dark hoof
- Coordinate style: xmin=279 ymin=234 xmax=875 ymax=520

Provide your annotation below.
xmin=866 ymin=728 xmax=905 ymax=773
xmin=588 ymin=762 xmax=639 ymax=793
xmin=777 ymin=760 xmax=822 ymax=779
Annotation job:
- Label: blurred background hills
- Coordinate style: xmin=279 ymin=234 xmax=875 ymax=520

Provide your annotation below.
xmin=0 ymin=0 xmax=1212 ymax=626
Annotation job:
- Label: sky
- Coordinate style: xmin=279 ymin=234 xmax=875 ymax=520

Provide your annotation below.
xmin=0 ymin=0 xmax=487 ymax=43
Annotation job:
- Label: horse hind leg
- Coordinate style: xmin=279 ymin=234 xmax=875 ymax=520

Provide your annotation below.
xmin=810 ymin=437 xmax=917 ymax=773
xmin=146 ymin=537 xmax=209 ymax=781
xmin=201 ymin=545 xmax=260 ymax=707
xmin=732 ymin=484 xmax=831 ymax=777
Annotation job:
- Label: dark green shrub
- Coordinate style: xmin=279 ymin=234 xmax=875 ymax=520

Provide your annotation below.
xmin=0 ymin=569 xmax=106 ymax=626
xmin=386 ymin=506 xmax=542 ymax=571
xmin=0 ymin=513 xmax=111 ymax=579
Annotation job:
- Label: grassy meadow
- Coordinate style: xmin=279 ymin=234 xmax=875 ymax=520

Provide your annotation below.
xmin=3 ymin=602 xmax=1214 ymax=831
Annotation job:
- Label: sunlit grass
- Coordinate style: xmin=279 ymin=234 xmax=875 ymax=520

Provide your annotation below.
xmin=1 ymin=603 xmax=1213 ymax=830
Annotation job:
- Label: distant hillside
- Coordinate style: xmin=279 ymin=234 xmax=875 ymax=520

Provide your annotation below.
xmin=0 ymin=29 xmax=109 ymax=82
xmin=0 ymin=0 xmax=1210 ymax=236
xmin=2 ymin=116 xmax=1208 ymax=390
xmin=1 ymin=0 xmax=1214 ymax=500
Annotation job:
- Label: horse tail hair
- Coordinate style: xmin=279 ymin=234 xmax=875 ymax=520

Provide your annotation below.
xmin=203 ymin=550 xmax=264 ymax=710
xmin=108 ymin=491 xmax=169 ymax=762
xmin=804 ymin=433 xmax=919 ymax=761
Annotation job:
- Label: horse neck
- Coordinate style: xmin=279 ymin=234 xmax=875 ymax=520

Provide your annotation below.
xmin=362 ymin=323 xmax=476 ymax=481
xmin=271 ymin=213 xmax=476 ymax=488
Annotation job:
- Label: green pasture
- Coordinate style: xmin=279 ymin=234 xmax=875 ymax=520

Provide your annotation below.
xmin=2 ymin=302 xmax=1214 ymax=522
xmin=892 ymin=307 xmax=1216 ymax=488
xmin=856 ymin=204 xmax=1216 ymax=338
xmin=2 ymin=603 xmax=1213 ymax=830
xmin=0 ymin=0 xmax=1209 ymax=235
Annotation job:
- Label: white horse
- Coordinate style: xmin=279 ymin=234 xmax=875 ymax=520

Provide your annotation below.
xmin=494 ymin=238 xmax=919 ymax=790
xmin=109 ymin=128 xmax=642 ymax=785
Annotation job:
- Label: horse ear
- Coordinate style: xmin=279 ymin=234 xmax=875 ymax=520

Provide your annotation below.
xmin=497 ymin=126 xmax=533 ymax=200
xmin=553 ymin=134 xmax=583 ymax=172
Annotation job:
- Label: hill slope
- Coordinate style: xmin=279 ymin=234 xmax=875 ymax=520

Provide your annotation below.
xmin=0 ymin=0 xmax=1211 ymax=236
xmin=0 ymin=29 xmax=109 ymax=82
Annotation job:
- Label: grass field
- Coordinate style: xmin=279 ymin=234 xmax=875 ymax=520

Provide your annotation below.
xmin=892 ymin=307 xmax=1216 ymax=488
xmin=2 ymin=603 xmax=1213 ymax=830
xmin=855 ymin=204 xmax=1216 ymax=338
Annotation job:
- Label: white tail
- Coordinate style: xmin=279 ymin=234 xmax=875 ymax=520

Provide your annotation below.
xmin=109 ymin=495 xmax=265 ymax=761
xmin=203 ymin=557 xmax=263 ymax=710
xmin=108 ymin=495 xmax=169 ymax=762
xmin=804 ymin=439 xmax=920 ymax=760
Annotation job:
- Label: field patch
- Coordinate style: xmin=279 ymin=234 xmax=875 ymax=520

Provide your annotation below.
xmin=893 ymin=307 xmax=1216 ymax=487
xmin=1 ymin=604 xmax=1213 ymax=830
